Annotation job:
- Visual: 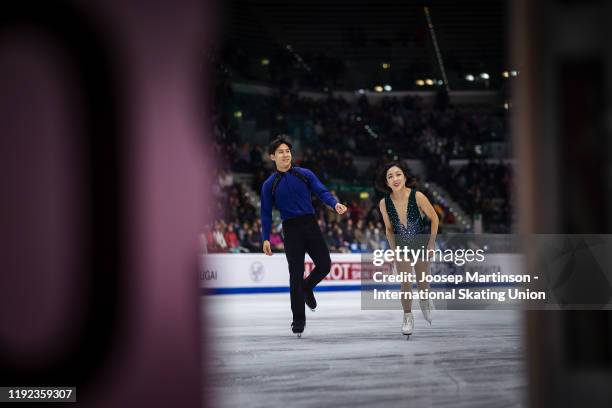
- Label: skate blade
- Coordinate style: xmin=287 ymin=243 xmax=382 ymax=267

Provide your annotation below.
xmin=297 ymin=333 xmax=302 ymax=338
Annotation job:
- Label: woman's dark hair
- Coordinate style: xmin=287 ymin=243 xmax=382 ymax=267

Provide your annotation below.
xmin=268 ymin=136 xmax=293 ymax=155
xmin=375 ymin=160 xmax=417 ymax=193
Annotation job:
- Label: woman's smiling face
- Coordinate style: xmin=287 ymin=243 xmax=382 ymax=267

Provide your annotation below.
xmin=386 ymin=166 xmax=406 ymax=192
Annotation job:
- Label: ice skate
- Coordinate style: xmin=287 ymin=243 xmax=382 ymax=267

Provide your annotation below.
xmin=291 ymin=320 xmax=305 ymax=338
xmin=402 ymin=312 xmax=414 ymax=336
xmin=419 ymin=298 xmax=433 ymax=325
xmin=304 ymin=287 xmax=317 ymax=311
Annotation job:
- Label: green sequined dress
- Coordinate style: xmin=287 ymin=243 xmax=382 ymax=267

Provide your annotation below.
xmin=384 ymin=189 xmax=428 ymax=250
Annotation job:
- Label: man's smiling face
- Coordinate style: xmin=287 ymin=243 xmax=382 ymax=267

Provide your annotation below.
xmin=270 ymin=143 xmax=292 ymax=170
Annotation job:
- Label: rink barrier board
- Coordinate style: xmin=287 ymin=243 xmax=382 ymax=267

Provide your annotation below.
xmin=200 ymin=253 xmax=523 ymax=295
xmin=202 ymin=281 xmax=521 ymax=295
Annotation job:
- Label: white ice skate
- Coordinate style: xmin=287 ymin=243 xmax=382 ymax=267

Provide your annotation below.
xmin=419 ymin=298 xmax=433 ymax=325
xmin=402 ymin=312 xmax=414 ymax=336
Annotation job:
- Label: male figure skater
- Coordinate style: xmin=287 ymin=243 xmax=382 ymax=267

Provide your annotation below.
xmin=261 ymin=137 xmax=347 ymax=337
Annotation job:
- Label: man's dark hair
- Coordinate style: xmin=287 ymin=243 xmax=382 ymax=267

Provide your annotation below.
xmin=268 ymin=136 xmax=293 ymax=155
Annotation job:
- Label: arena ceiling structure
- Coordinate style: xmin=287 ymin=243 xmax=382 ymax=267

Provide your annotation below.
xmin=217 ymin=0 xmax=508 ymax=91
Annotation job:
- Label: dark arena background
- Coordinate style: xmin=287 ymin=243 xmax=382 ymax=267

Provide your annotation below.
xmin=2 ymin=1 xmax=612 ymax=407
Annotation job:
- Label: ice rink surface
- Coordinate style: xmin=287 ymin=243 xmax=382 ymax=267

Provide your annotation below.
xmin=203 ymin=292 xmax=526 ymax=408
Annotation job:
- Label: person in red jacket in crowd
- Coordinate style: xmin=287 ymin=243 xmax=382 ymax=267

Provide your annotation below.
xmin=224 ymin=223 xmax=239 ymax=251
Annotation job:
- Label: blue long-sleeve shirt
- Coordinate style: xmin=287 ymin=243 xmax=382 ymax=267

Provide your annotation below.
xmin=260 ymin=166 xmax=338 ymax=241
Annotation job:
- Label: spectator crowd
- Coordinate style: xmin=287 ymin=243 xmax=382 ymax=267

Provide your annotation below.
xmin=204 ymin=71 xmax=513 ymax=252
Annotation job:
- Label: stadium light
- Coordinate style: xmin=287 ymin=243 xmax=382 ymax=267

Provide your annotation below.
xmin=416 ymin=79 xmax=425 ymax=86
xmin=261 ymin=58 xmax=270 ymax=66
xmin=465 ymin=74 xmax=475 ymax=81
xmin=437 ymin=80 xmax=443 ymax=86
xmin=425 ymin=79 xmax=434 ymax=86
xmin=480 ymin=73 xmax=490 ymax=80
xmin=374 ymin=85 xmax=384 ymax=92
xmin=384 ymin=84 xmax=392 ymax=91
xmin=502 ymin=71 xmax=509 ymax=78
xmin=510 ymin=70 xmax=519 ymax=76
xmin=382 ymin=63 xmax=390 ymax=69
xmin=357 ymin=89 xmax=366 ymax=94
xmin=234 ymin=111 xmax=242 ymax=119
xmin=365 ymin=125 xmax=378 ymax=138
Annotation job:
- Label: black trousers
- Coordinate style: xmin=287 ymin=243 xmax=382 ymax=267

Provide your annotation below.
xmin=282 ymin=215 xmax=332 ymax=322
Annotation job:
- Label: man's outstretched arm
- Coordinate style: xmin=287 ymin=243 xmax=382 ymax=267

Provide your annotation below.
xmin=302 ymin=168 xmax=347 ymax=214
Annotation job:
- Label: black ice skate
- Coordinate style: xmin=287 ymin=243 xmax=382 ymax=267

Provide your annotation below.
xmin=304 ymin=287 xmax=317 ymax=311
xmin=291 ymin=320 xmax=305 ymax=338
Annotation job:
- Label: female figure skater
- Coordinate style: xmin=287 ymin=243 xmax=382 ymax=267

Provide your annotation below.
xmin=376 ymin=161 xmax=439 ymax=336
